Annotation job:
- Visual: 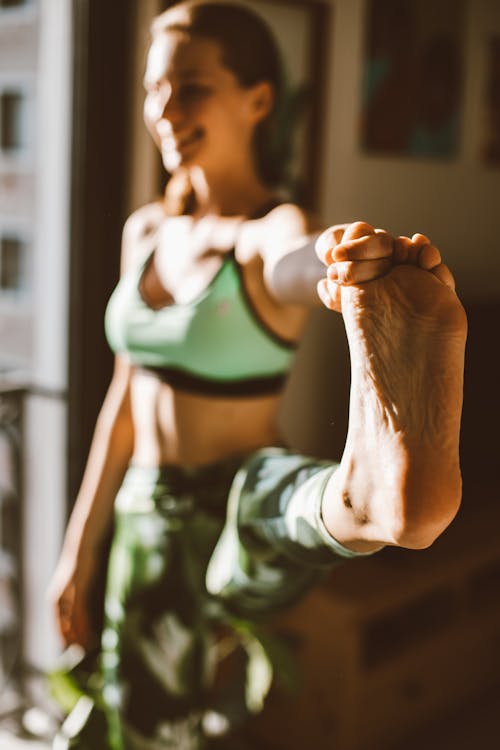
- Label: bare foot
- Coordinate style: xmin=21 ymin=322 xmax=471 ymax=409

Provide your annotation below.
xmin=316 ymin=222 xmax=467 ymax=551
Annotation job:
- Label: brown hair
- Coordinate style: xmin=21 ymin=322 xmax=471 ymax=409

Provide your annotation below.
xmin=151 ymin=1 xmax=286 ymax=214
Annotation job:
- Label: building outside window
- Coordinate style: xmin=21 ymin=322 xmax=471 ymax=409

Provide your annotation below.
xmin=0 ymin=83 xmax=31 ymax=161
xmin=0 ymin=234 xmax=25 ymax=292
xmin=0 ymin=0 xmax=72 ymax=699
xmin=0 ymin=1 xmax=29 ymax=9
xmin=0 ymin=91 xmax=25 ymax=152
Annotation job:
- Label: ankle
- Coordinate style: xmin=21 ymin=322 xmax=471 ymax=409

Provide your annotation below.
xmin=321 ymin=449 xmax=462 ymax=551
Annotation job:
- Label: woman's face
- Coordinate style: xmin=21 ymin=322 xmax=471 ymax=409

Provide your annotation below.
xmin=143 ymin=31 xmax=270 ymax=174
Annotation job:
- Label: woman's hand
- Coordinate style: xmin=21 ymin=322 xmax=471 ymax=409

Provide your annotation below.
xmin=315 ymin=222 xmax=393 ymax=312
xmin=48 ymin=549 xmax=100 ymax=650
xmin=315 ymin=221 xmax=455 ymax=313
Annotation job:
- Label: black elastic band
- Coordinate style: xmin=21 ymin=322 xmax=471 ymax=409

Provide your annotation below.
xmin=135 ymin=365 xmax=287 ymax=396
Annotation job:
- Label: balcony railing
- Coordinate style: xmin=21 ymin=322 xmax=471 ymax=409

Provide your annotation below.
xmin=0 ymin=380 xmax=25 ymax=711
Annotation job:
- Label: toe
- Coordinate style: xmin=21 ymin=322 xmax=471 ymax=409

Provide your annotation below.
xmin=410 ymin=233 xmax=432 ymax=265
xmin=430 ymin=263 xmax=456 ymax=291
xmin=418 ymin=243 xmax=442 ymax=270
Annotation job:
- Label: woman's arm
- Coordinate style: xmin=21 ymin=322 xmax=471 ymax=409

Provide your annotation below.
xmin=58 ymin=355 xmax=134 ymax=562
xmin=49 ymin=205 xmax=163 ymax=647
xmin=259 ymin=203 xmax=347 ymax=307
xmin=49 ymin=355 xmax=134 ymax=647
xmin=56 ymin=203 xmax=161 ymax=562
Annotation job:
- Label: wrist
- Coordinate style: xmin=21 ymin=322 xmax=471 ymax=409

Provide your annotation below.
xmin=62 ymin=519 xmax=109 ymax=563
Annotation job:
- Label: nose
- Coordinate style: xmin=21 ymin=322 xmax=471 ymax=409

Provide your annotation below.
xmin=147 ymin=83 xmax=181 ymax=128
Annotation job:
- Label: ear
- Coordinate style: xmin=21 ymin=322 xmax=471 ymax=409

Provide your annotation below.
xmin=248 ymin=81 xmax=275 ymax=124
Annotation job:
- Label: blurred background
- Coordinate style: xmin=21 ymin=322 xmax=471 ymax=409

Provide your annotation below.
xmin=0 ymin=0 xmax=499 ymax=747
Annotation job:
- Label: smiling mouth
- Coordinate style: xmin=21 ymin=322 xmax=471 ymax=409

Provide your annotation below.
xmin=166 ymin=127 xmax=204 ymax=152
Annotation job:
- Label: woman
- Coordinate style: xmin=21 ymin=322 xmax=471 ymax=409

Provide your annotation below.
xmin=49 ymin=2 xmax=467 ymax=749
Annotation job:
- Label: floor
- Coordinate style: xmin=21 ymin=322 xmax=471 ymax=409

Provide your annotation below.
xmin=398 ymin=681 xmax=500 ymax=750
xmin=0 ymin=680 xmax=499 ymax=749
xmin=0 ymin=732 xmax=49 ymax=749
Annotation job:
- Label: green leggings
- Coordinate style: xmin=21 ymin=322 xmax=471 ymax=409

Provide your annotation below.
xmin=54 ymin=449 xmax=374 ymax=750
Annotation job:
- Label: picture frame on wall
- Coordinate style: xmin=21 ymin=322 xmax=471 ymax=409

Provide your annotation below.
xmin=243 ymin=0 xmax=329 ymax=208
xmin=360 ymin=0 xmax=465 ymax=159
xmin=481 ymin=35 xmax=500 ymax=168
xmin=158 ymin=0 xmax=331 ymax=209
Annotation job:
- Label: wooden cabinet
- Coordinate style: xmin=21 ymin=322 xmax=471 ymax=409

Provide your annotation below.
xmin=250 ymin=495 xmax=500 ymax=750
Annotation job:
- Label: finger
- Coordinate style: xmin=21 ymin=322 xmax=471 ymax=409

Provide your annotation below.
xmin=417 ymin=243 xmax=442 ymax=270
xmin=58 ymin=617 xmax=78 ymax=647
xmin=411 ymin=233 xmax=431 ymax=247
xmin=317 ymin=277 xmax=342 ymax=312
xmin=429 ymin=263 xmax=456 ymax=291
xmin=315 ymin=225 xmax=347 ymax=265
xmin=333 ymin=232 xmax=392 ymax=262
xmin=394 ymin=236 xmax=412 ymax=263
xmin=58 ymin=615 xmax=75 ymax=646
xmin=54 ymin=593 xmax=88 ymax=648
xmin=71 ymin=601 xmax=92 ymax=648
xmin=330 ymin=258 xmax=393 ymax=285
xmin=54 ymin=595 xmax=72 ymax=630
xmin=343 ymin=221 xmax=375 ymax=241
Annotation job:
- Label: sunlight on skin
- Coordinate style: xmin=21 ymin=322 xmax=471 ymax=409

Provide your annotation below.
xmin=315 ymin=221 xmax=467 ymax=552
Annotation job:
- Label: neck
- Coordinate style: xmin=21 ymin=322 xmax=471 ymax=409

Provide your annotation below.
xmin=187 ymin=161 xmax=275 ymax=218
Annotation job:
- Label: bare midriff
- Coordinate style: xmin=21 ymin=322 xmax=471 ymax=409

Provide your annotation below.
xmin=129 ymin=369 xmax=283 ymax=467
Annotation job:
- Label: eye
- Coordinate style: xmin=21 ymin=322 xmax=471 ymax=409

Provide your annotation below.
xmin=178 ymin=83 xmax=212 ymax=104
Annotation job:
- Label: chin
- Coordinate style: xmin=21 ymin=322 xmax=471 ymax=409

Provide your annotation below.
xmin=164 ymin=149 xmax=207 ymax=174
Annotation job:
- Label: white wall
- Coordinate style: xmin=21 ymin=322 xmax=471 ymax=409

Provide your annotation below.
xmin=126 ymin=0 xmax=500 ymax=455
xmin=281 ymin=0 xmax=500 ymax=455
xmin=319 ymin=0 xmax=500 ymax=301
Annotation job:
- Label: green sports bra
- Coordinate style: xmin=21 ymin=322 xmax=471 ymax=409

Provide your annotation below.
xmin=104 ymin=249 xmax=297 ymax=396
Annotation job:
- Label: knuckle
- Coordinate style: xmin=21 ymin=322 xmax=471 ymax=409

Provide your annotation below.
xmin=332 ymin=243 xmax=348 ymax=261
xmin=337 ymin=261 xmax=355 ymax=283
xmin=315 ymin=228 xmax=335 ymax=262
xmin=336 ymin=238 xmax=365 ymax=261
xmin=344 ymin=221 xmax=374 ymax=241
xmin=372 ymin=233 xmax=392 ymax=255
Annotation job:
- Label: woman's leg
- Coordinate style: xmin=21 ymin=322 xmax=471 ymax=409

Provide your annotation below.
xmin=206 ymin=449 xmax=374 ymax=618
xmin=208 ymin=234 xmax=467 ymax=616
xmin=100 ymin=466 xmax=228 ymax=750
xmin=52 ymin=459 xmax=250 ymax=750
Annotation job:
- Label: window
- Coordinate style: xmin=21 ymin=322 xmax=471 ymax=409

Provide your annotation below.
xmin=0 ymin=91 xmax=25 ymax=152
xmin=0 ymin=235 xmax=24 ymax=292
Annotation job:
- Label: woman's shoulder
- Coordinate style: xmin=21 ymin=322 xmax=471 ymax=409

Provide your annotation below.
xmin=123 ymin=201 xmax=167 ymax=244
xmin=120 ymin=201 xmax=167 ymax=273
